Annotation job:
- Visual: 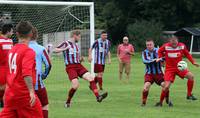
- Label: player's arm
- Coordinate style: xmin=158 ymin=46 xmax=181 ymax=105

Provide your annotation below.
xmin=128 ymin=45 xmax=135 ymax=55
xmin=24 ymin=76 xmax=35 ymax=107
xmin=41 ymin=49 xmax=52 ymax=80
xmin=183 ymin=45 xmax=200 ymax=67
xmin=142 ymin=51 xmax=155 ymax=64
xmin=53 ymin=42 xmax=69 ymax=53
xmin=88 ymin=41 xmax=97 ymax=63
xmin=156 ymin=45 xmax=165 ymax=62
xmin=22 ymin=50 xmax=37 ymax=107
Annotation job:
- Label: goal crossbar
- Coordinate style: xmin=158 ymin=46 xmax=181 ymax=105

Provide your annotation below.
xmin=0 ymin=0 xmax=93 ymax=6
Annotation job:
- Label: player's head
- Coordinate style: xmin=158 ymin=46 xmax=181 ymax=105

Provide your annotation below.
xmin=31 ymin=27 xmax=38 ymax=41
xmin=71 ymin=30 xmax=81 ymax=43
xmin=169 ymin=35 xmax=178 ymax=48
xmin=1 ymin=23 xmax=13 ymax=37
xmin=16 ymin=21 xmax=33 ymax=42
xmin=123 ymin=36 xmax=129 ymax=44
xmin=146 ymin=38 xmax=155 ymax=51
xmin=101 ymin=31 xmax=107 ymax=41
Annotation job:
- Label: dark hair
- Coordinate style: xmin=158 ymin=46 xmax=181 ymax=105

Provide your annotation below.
xmin=71 ymin=30 xmax=81 ymax=37
xmin=16 ymin=21 xmax=33 ymax=38
xmin=146 ymin=38 xmax=154 ymax=42
xmin=31 ymin=27 xmax=38 ymax=40
xmin=1 ymin=24 xmax=13 ymax=35
xmin=101 ymin=30 xmax=107 ymax=34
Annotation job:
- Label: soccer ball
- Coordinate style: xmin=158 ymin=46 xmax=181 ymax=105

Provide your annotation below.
xmin=177 ymin=61 xmax=188 ymax=71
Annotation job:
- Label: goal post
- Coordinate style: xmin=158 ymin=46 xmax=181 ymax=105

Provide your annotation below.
xmin=0 ymin=0 xmax=95 ymax=73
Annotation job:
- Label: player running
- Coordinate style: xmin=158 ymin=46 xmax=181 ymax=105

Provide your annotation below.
xmin=54 ymin=30 xmax=108 ymax=108
xmin=0 ymin=21 xmax=43 ymax=117
xmin=141 ymin=39 xmax=172 ymax=107
xmin=0 ymin=24 xmax=13 ymax=108
xmin=88 ymin=31 xmax=111 ymax=91
xmin=29 ymin=27 xmax=51 ymax=118
xmin=155 ymin=36 xmax=200 ymax=106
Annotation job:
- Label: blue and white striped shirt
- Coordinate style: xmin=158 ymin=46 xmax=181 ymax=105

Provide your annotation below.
xmin=29 ymin=41 xmax=51 ymax=90
xmin=92 ymin=38 xmax=111 ymax=65
xmin=142 ymin=48 xmax=163 ymax=74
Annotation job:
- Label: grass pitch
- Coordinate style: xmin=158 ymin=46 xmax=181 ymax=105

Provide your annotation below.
xmin=2 ymin=54 xmax=200 ymax=118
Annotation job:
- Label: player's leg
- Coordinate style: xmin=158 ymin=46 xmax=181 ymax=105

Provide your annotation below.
xmin=66 ymin=78 xmax=79 ymax=108
xmin=177 ymin=69 xmax=197 ymax=100
xmin=155 ymin=81 xmax=171 ymax=107
xmin=94 ymin=64 xmax=105 ymax=90
xmin=125 ymin=62 xmax=131 ymax=82
xmin=185 ymin=72 xmax=197 ymax=100
xmin=141 ymin=74 xmax=153 ymax=106
xmin=96 ymin=72 xmax=104 ymax=90
xmin=82 ymin=72 xmax=107 ymax=102
xmin=119 ymin=62 xmax=124 ymax=80
xmin=155 ymin=71 xmax=175 ymax=107
xmin=18 ymin=97 xmax=43 ymax=118
xmin=35 ymin=87 xmax=49 ymax=118
xmin=65 ymin=66 xmax=80 ymax=108
xmin=142 ymin=82 xmax=151 ymax=106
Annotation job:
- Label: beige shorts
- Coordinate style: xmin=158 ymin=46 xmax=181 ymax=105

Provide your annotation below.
xmin=119 ymin=62 xmax=131 ymax=74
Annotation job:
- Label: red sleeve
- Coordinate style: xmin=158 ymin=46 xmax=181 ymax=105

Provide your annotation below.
xmin=22 ymin=49 xmax=36 ymax=77
xmin=158 ymin=44 xmax=165 ymax=58
xmin=183 ymin=44 xmax=195 ymax=64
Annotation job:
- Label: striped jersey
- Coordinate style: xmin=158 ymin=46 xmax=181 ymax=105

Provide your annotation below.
xmin=0 ymin=36 xmax=13 ymax=67
xmin=29 ymin=41 xmax=51 ymax=90
xmin=91 ymin=38 xmax=111 ymax=65
xmin=57 ymin=40 xmax=80 ymax=65
xmin=142 ymin=48 xmax=163 ymax=74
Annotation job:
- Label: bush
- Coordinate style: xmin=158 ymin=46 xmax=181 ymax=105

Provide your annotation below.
xmin=127 ymin=20 xmax=164 ymax=51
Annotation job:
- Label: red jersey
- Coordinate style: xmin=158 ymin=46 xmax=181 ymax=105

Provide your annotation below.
xmin=4 ymin=44 xmax=36 ymax=108
xmin=0 ymin=36 xmax=13 ymax=68
xmin=158 ymin=42 xmax=195 ymax=71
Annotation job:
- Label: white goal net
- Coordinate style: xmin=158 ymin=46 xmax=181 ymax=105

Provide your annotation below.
xmin=0 ymin=1 xmax=95 ymax=57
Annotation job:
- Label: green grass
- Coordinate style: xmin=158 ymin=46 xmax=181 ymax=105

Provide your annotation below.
xmin=2 ymin=54 xmax=200 ymax=118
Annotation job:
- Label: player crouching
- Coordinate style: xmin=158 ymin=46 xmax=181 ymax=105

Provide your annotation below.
xmin=54 ymin=30 xmax=108 ymax=108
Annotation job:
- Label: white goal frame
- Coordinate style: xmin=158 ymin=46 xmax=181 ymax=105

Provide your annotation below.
xmin=0 ymin=0 xmax=95 ymax=73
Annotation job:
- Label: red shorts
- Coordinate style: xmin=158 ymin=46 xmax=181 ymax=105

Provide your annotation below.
xmin=65 ymin=64 xmax=88 ymax=81
xmin=0 ymin=97 xmax=43 ymax=118
xmin=164 ymin=69 xmax=189 ymax=83
xmin=0 ymin=68 xmax=7 ymax=85
xmin=144 ymin=73 xmax=164 ymax=85
xmin=94 ymin=64 xmax=105 ymax=73
xmin=35 ymin=87 xmax=48 ymax=107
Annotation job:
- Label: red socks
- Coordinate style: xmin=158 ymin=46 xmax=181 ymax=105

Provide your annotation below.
xmin=142 ymin=90 xmax=149 ymax=104
xmin=90 ymin=81 xmax=99 ymax=97
xmin=97 ymin=77 xmax=103 ymax=90
xmin=187 ymin=79 xmax=194 ymax=96
xmin=160 ymin=90 xmax=166 ymax=103
xmin=42 ymin=110 xmax=48 ymax=118
xmin=67 ymin=88 xmax=77 ymax=104
xmin=95 ymin=77 xmax=103 ymax=90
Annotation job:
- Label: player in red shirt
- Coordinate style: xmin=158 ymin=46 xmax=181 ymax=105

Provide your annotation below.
xmin=155 ymin=36 xmax=200 ymax=106
xmin=0 ymin=24 xmax=13 ymax=108
xmin=0 ymin=21 xmax=43 ymax=117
